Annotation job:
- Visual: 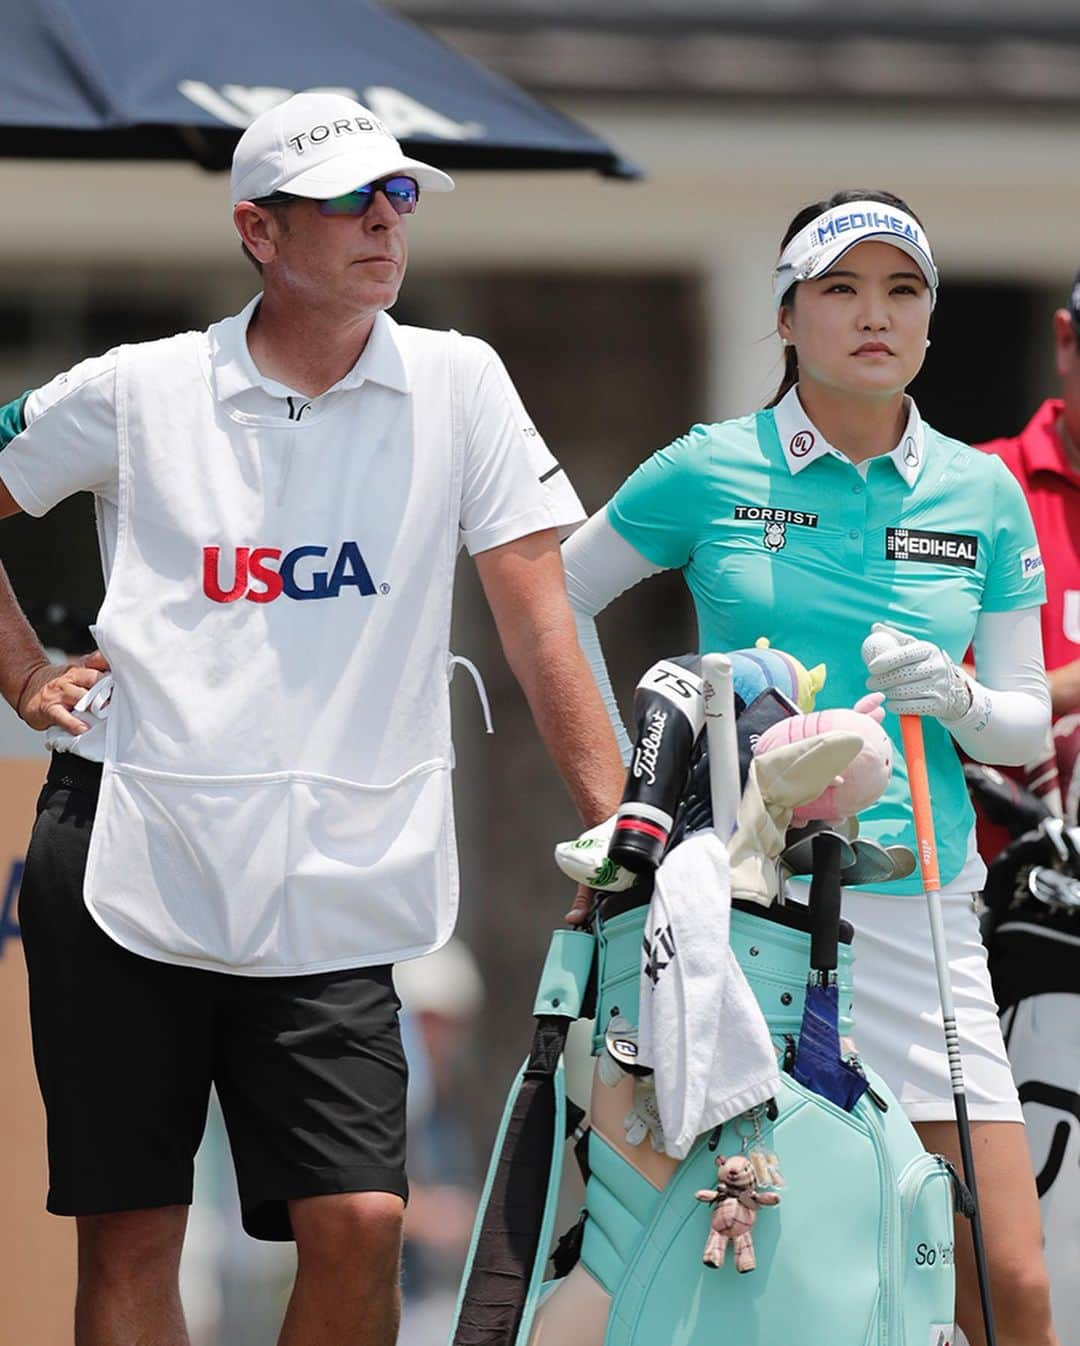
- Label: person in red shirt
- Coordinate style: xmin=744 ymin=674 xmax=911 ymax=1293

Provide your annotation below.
xmin=976 ymin=271 xmax=1080 ymax=841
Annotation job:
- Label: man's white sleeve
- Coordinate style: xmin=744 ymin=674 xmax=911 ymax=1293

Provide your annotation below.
xmin=457 ymin=337 xmax=585 ymax=555
xmin=0 ymin=352 xmax=120 ymax=515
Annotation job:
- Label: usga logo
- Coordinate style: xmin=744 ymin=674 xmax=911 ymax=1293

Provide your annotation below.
xmin=203 ymin=543 xmax=378 ymax=603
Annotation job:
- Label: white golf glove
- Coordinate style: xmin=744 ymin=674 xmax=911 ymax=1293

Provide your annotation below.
xmin=861 ymin=622 xmax=972 ymax=722
xmin=624 ymin=1078 xmax=666 ymax=1153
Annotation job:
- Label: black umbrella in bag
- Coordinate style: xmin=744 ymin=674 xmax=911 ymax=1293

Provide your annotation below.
xmin=792 ymin=831 xmax=868 ymax=1112
xmin=0 ymin=0 xmax=634 ymax=175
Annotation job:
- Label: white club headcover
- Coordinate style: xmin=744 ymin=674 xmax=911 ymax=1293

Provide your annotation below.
xmin=554 ymin=816 xmax=637 ymax=892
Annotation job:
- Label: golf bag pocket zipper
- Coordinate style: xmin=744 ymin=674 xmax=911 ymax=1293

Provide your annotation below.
xmin=847 ymin=1053 xmax=890 ymax=1111
xmin=896 ymin=1153 xmax=957 ymax=1342
xmin=939 ymin=1155 xmax=977 ymax=1218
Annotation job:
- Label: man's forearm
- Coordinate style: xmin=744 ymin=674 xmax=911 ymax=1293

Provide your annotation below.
xmin=505 ymin=621 xmax=626 ymax=828
xmin=475 ymin=529 xmax=626 ymax=826
xmin=0 ymin=561 xmax=50 ymax=712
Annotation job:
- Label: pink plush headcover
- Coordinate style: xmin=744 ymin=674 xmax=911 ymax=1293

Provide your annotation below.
xmin=753 ymin=695 xmax=892 ymax=822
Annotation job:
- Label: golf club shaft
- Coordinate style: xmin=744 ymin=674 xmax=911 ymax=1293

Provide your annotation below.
xmin=901 ymin=714 xmax=997 ymax=1346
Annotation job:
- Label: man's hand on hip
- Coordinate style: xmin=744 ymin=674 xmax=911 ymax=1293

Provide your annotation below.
xmin=18 ymin=651 xmax=110 ymax=733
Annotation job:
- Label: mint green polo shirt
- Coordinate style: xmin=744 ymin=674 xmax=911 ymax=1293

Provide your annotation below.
xmin=607 ymin=391 xmax=1046 ymax=893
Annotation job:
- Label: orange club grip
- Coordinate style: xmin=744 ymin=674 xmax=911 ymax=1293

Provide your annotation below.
xmin=899 ymin=714 xmax=941 ymax=892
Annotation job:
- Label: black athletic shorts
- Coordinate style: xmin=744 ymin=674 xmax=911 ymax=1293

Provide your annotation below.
xmin=19 ymin=753 xmax=409 ymax=1241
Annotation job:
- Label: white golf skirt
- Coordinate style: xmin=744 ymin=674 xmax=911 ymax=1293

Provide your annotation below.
xmin=788 ymin=882 xmax=1023 ymax=1124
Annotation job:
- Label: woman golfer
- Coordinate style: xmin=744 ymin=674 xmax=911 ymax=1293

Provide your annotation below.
xmin=563 ymin=190 xmax=1056 ymax=1346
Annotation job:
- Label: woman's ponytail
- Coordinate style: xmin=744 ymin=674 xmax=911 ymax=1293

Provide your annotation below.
xmin=765 ymin=342 xmax=799 ymax=409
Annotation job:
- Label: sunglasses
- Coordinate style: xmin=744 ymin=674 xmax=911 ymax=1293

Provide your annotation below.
xmin=254 ymin=176 xmax=420 ymax=218
xmin=319 ymin=176 xmax=420 ymax=217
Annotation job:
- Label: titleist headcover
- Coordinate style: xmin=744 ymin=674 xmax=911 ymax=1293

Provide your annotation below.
xmin=608 ymin=655 xmax=706 ymax=873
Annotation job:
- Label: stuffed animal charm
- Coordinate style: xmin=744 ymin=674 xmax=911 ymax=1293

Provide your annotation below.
xmin=730 ymin=636 xmax=826 ymax=713
xmin=695 ymin=1153 xmax=780 ymax=1273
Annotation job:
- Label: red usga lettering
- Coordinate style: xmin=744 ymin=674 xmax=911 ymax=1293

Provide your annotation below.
xmin=245 ymin=548 xmax=284 ymax=603
xmin=203 ymin=546 xmax=248 ymax=603
xmin=203 ymin=546 xmax=285 ymax=603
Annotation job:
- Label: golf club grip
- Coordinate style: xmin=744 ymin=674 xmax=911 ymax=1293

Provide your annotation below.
xmin=701 ymin=652 xmax=740 ymax=839
xmin=900 ymin=715 xmax=941 ymax=891
xmin=808 ymin=831 xmax=844 ymax=972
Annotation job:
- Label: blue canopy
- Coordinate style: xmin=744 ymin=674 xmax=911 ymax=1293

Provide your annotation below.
xmin=0 ymin=0 xmax=635 ymax=176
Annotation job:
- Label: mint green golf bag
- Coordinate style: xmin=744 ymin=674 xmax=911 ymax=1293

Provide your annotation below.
xmin=450 ymin=657 xmax=964 ymax=1346
xmin=449 ymin=892 xmax=963 ymax=1346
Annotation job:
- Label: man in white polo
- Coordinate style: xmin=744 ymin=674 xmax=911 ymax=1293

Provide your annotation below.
xmin=0 ymin=93 xmax=624 ymax=1346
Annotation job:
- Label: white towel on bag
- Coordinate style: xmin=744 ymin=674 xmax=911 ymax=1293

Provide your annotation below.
xmin=636 ymin=830 xmax=780 ymax=1160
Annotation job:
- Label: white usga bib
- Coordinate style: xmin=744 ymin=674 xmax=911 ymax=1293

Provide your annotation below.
xmin=85 ymin=326 xmax=466 ymax=974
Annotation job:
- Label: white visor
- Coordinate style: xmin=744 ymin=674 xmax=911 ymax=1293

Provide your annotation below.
xmin=772 ymin=201 xmax=938 ymax=310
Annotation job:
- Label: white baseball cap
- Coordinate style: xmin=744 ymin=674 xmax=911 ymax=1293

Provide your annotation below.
xmin=230 ymin=92 xmax=455 ymax=206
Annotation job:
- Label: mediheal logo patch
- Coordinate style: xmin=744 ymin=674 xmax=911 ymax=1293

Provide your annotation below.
xmin=1020 ymin=545 xmax=1045 ymax=579
xmin=886 ymin=528 xmax=978 ymax=569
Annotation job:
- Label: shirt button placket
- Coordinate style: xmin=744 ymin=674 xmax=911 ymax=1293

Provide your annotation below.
xmin=859 ymin=479 xmax=871 ymax=562
xmin=844 ymin=475 xmax=869 ymax=563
